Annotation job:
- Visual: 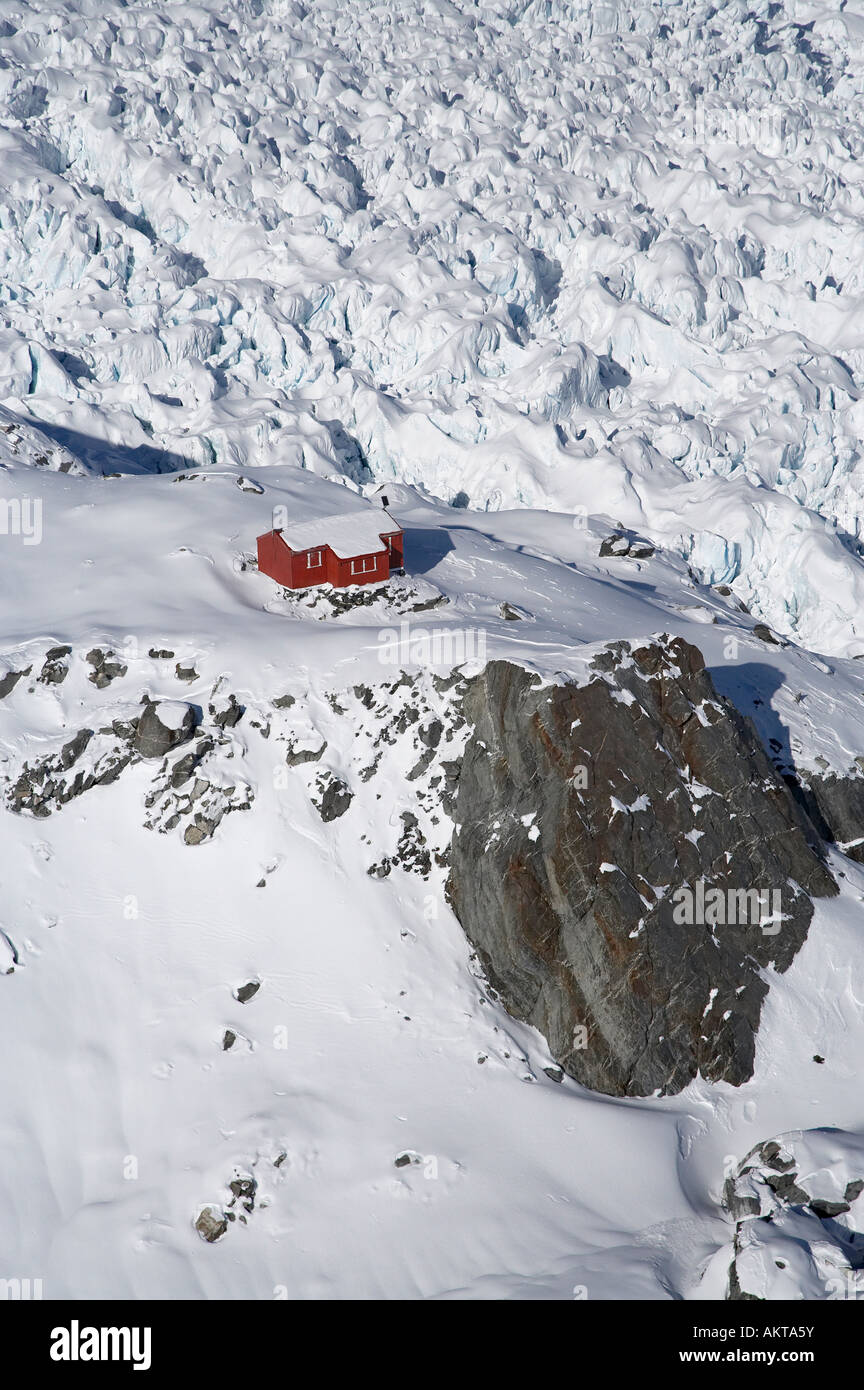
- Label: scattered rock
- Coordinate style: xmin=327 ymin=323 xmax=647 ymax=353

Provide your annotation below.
xmin=409 ymin=594 xmax=448 ymax=612
xmin=145 ymin=733 xmax=253 ymax=843
xmin=394 ymin=812 xmax=431 ymax=876
xmin=234 ymin=980 xmax=260 ymax=1004
xmin=7 ymin=725 xmax=134 ymax=816
xmin=315 ymin=774 xmax=353 ymax=822
xmin=406 ymin=747 xmax=436 ymax=781
xmin=368 ymin=811 xmax=433 ymax=879
xmin=39 ymin=646 xmax=71 ymax=684
xmin=169 ymin=738 xmax=214 ymax=789
xmin=228 ymin=1175 xmax=257 ymax=1212
xmin=285 ymin=738 xmax=327 ymax=766
xmin=209 ymin=693 xmax=244 ymax=729
xmin=195 ymin=1206 xmax=228 ymax=1243
xmin=394 ymin=1151 xmax=422 ymax=1168
xmin=599 ymin=531 xmax=654 ymax=559
xmin=0 ymin=666 xmax=30 ymax=699
xmin=419 ymin=718 xmax=443 ymax=750
xmin=184 ymin=820 xmax=213 ymax=846
xmin=433 ymin=671 xmax=467 ymax=695
xmin=86 ymin=648 xmax=128 ymax=688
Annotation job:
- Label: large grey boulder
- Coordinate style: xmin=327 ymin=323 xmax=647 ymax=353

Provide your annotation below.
xmin=447 ymin=636 xmax=837 ymax=1097
xmin=134 ymin=700 xmax=197 ymax=759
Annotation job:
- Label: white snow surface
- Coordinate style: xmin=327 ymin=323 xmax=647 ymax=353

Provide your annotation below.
xmin=277 ymin=503 xmax=399 ymax=557
xmin=1 ymin=0 xmax=864 ymax=1301
xmin=139 ymin=699 xmax=190 ymax=732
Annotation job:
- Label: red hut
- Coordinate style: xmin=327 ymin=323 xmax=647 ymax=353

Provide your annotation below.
xmin=257 ymin=502 xmax=404 ymax=591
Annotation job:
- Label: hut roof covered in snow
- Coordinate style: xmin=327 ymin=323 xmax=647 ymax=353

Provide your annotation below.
xmin=278 ymin=506 xmax=400 ymax=558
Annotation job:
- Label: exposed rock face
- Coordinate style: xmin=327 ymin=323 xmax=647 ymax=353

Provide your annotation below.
xmin=792 ymin=772 xmax=864 ymax=864
xmin=133 ymin=700 xmax=196 ymax=759
xmin=447 ymin=637 xmax=837 ymax=1097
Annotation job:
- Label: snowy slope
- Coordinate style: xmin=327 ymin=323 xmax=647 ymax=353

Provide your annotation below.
xmin=1 ymin=462 xmax=864 ymax=1299
xmin=2 ymin=0 xmax=864 ymax=1300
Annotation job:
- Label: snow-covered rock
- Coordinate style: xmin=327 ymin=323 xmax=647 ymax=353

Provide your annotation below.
xmin=134 ymin=699 xmax=196 ymax=758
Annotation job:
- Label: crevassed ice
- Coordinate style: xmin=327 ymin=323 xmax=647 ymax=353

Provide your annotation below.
xmin=1 ymin=0 xmax=863 ymax=651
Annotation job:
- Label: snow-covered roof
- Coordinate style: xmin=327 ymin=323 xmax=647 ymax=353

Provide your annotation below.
xmin=277 ymin=507 xmax=400 ymax=559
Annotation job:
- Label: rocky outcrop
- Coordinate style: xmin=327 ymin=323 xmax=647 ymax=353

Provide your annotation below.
xmin=723 ymin=1131 xmax=864 ymax=1300
xmin=5 ymin=684 xmax=251 ymax=844
xmin=195 ymin=1206 xmax=228 ymax=1243
xmin=599 ymin=530 xmax=654 ymax=559
xmin=368 ymin=811 xmax=433 ymax=879
xmin=86 ymin=648 xmax=128 ymax=688
xmin=38 ymin=645 xmax=71 ymax=685
xmin=143 ymin=731 xmax=254 ymax=843
xmin=264 ymin=670 xmax=465 ymax=882
xmin=791 ymin=771 xmax=864 ymax=864
xmin=313 ymin=772 xmax=353 ymax=822
xmin=195 ymin=1167 xmax=263 ymax=1244
xmin=209 ymin=693 xmax=244 ymax=729
xmin=447 ymin=636 xmax=837 ymax=1097
xmin=0 ymin=665 xmax=29 ymax=699
xmin=133 ymin=700 xmax=196 ymax=759
xmin=9 ymin=726 xmax=134 ymax=816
